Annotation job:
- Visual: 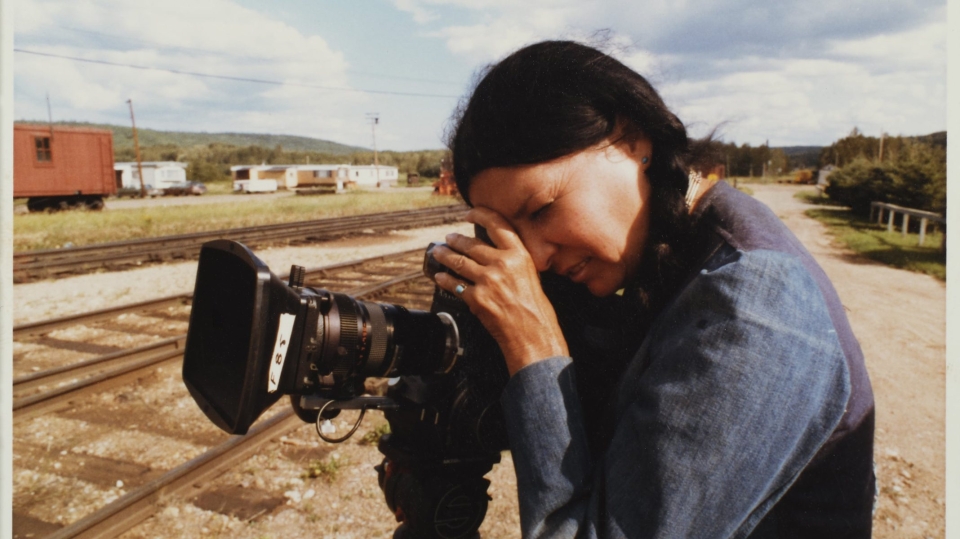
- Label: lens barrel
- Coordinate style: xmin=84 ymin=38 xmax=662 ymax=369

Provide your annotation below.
xmin=299 ymin=290 xmax=459 ymax=391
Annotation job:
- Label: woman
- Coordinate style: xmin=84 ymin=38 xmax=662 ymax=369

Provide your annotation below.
xmin=430 ymin=41 xmax=875 ymax=538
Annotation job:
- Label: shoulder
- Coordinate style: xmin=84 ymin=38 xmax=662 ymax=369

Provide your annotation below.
xmin=661 ymin=246 xmax=836 ymax=338
xmin=632 ymin=247 xmax=851 ymax=419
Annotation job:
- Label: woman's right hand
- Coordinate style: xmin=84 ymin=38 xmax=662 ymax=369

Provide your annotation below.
xmin=431 ymin=207 xmax=569 ymax=375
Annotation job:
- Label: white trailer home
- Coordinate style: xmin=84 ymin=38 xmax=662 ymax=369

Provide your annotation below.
xmin=231 ymin=164 xmax=399 ymax=191
xmin=348 ymin=165 xmax=399 ymax=188
xmin=115 ymin=161 xmax=188 ymax=190
xmin=230 ymin=165 xmax=282 ymax=192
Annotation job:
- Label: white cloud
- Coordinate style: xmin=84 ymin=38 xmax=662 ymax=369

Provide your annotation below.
xmin=393 ymin=0 xmax=441 ymax=24
xmin=14 ymin=0 xmax=361 ymax=144
xmin=393 ymin=0 xmax=947 ymax=145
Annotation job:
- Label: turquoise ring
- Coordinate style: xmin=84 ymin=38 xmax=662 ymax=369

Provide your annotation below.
xmin=454 ymin=283 xmax=467 ymax=296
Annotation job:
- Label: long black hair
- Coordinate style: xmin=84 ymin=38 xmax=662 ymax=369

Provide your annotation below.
xmin=447 ymin=40 xmax=714 ymax=309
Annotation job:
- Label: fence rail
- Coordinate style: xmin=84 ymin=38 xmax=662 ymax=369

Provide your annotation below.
xmin=869 ymin=201 xmax=944 ymax=246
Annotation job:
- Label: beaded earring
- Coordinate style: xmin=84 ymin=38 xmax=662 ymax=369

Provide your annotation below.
xmin=641 ymin=156 xmax=650 ymax=165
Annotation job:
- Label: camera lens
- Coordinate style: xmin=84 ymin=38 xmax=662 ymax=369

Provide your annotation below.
xmin=307 ymin=291 xmax=460 ymax=386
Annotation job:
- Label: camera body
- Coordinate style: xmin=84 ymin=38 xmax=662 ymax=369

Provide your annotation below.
xmin=182 ymin=238 xmax=511 ymax=538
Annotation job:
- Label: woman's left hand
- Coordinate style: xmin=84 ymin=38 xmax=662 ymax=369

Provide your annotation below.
xmin=431 ymin=207 xmax=569 ymax=375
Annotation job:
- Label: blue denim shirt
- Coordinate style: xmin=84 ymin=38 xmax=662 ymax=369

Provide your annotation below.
xmin=500 ymin=183 xmax=875 ymax=538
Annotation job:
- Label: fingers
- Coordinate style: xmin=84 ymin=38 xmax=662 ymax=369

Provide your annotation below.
xmin=431 ymin=242 xmax=483 ymax=279
xmin=434 ymin=270 xmax=471 ymax=297
xmin=464 ymin=207 xmax=525 ymax=250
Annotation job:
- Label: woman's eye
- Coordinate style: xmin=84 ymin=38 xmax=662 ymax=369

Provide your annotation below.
xmin=531 ymin=203 xmax=552 ymax=221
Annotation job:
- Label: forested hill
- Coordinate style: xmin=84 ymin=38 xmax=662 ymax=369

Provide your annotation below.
xmin=14 ymin=121 xmax=369 ymax=155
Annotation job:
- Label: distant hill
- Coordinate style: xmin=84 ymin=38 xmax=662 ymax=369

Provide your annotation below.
xmin=15 ymin=120 xmax=368 ymax=155
xmin=911 ymin=131 xmax=946 ymax=149
xmin=776 ymin=146 xmax=823 ymax=168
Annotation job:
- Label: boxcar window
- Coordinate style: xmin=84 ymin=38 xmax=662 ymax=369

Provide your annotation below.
xmin=35 ymin=137 xmax=52 ymax=162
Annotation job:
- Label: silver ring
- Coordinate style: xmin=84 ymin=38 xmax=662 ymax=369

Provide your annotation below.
xmin=454 ymin=283 xmax=467 ymax=296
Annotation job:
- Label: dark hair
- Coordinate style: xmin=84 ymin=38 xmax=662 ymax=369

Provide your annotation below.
xmin=448 ymin=40 xmax=713 ymax=308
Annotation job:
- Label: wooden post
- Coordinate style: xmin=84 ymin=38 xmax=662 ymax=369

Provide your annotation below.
xmin=127 ymin=99 xmax=146 ymax=198
xmin=902 ymin=214 xmax=909 ymax=237
xmin=919 ymin=218 xmax=928 ymax=246
xmin=887 ymin=209 xmax=895 ymax=233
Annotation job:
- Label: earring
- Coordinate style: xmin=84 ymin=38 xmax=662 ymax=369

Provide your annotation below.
xmin=641 ymin=156 xmax=650 ymax=165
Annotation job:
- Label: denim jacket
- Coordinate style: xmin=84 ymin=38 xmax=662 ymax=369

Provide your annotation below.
xmin=500 ymin=182 xmax=875 ymax=538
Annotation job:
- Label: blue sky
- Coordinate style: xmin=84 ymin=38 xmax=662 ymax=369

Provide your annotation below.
xmin=13 ymin=0 xmax=947 ymax=151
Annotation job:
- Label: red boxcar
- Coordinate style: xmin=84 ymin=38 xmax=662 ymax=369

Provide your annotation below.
xmin=14 ymin=124 xmax=116 ymax=211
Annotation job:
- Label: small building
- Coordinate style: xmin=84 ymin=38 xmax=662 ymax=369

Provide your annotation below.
xmin=817 ymin=165 xmax=837 ymax=187
xmin=348 ymin=165 xmax=399 ymax=188
xmin=231 ymin=164 xmax=399 ymax=191
xmin=115 ymin=161 xmax=188 ymax=190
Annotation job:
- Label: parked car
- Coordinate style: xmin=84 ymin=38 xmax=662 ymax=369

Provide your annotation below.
xmin=116 ymin=184 xmax=163 ymax=198
xmin=164 ymin=181 xmax=207 ymax=196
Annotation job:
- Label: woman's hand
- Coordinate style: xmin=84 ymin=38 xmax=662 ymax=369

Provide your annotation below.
xmin=431 ymin=207 xmax=569 ymax=375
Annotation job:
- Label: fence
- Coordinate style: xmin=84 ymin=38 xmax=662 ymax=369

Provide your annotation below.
xmin=869 ymin=201 xmax=944 ymax=246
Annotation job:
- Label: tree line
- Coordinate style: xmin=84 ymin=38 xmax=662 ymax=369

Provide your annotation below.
xmin=114 ymin=143 xmax=449 ymax=184
xmin=115 ymin=126 xmax=946 ymax=216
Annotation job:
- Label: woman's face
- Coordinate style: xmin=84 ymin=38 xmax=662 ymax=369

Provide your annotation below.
xmin=468 ymin=138 xmax=653 ymax=297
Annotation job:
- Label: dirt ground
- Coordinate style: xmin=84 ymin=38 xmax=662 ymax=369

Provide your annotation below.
xmin=750 ymin=184 xmax=946 ymax=538
xmin=12 ymin=184 xmax=946 ymax=537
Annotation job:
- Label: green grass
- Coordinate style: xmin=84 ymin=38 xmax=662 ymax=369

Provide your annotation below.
xmin=805 ymin=208 xmax=945 ymax=280
xmin=728 ymin=175 xmax=795 ymax=185
xmin=302 ymin=456 xmax=343 ymax=482
xmin=793 ymin=189 xmax=840 ymax=206
xmin=735 ymin=185 xmax=754 ymax=196
xmin=204 ymin=180 xmax=234 ymax=195
xmin=359 ymin=423 xmax=390 ymax=446
xmin=14 ymin=191 xmax=461 ymax=251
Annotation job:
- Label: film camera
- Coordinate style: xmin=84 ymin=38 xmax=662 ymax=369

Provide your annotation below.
xmin=183 ymin=237 xmax=513 ymax=539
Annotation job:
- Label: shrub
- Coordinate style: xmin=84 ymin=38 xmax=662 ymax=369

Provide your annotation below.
xmin=824 ymin=140 xmax=946 ymax=216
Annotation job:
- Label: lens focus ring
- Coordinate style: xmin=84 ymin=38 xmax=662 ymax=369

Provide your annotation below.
xmin=331 ymin=294 xmax=359 ymax=376
xmin=363 ymin=302 xmax=389 ymax=374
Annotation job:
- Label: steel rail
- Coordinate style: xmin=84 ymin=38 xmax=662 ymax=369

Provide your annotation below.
xmin=13 ymin=295 xmax=190 ymax=339
xmin=13 ymin=204 xmax=466 ymax=281
xmin=38 ymin=271 xmax=434 ymax=538
xmin=45 ymin=410 xmax=303 ymax=539
xmin=12 ymin=248 xmax=423 ymax=338
xmin=15 ymin=205 xmax=460 ymax=262
xmin=13 ymin=250 xmax=429 ymax=423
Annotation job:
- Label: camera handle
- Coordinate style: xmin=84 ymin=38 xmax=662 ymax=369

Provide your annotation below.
xmin=298 ymin=395 xmax=399 ymax=443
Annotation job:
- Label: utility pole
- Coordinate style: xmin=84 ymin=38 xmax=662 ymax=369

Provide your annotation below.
xmin=878 ymin=130 xmax=885 ymax=162
xmin=366 ymin=113 xmax=380 ymax=187
xmin=127 ymin=99 xmax=146 ymax=198
xmin=46 ymin=93 xmax=54 ymax=139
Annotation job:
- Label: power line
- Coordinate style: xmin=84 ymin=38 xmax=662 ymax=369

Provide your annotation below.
xmin=45 ymin=24 xmax=464 ymax=86
xmin=14 ymin=48 xmax=461 ymax=99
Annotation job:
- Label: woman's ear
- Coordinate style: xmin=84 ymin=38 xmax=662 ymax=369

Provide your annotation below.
xmin=629 ymin=137 xmax=653 ymax=169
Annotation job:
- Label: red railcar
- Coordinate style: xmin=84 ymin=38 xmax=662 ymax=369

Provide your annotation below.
xmin=14 ymin=124 xmax=116 ymax=211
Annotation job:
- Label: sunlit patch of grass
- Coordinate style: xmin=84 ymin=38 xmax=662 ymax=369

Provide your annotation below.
xmin=729 ymin=175 xmax=794 ymax=185
xmin=13 ymin=191 xmax=461 ymax=251
xmin=735 ymin=185 xmax=754 ymax=196
xmin=805 ymin=208 xmax=945 ymax=280
xmin=302 ymin=456 xmax=343 ymax=482
xmin=358 ymin=423 xmax=390 ymax=446
xmin=794 ymin=189 xmax=841 ymax=206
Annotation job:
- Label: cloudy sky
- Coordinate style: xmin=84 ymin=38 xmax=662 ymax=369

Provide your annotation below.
xmin=13 ymin=0 xmax=947 ymax=151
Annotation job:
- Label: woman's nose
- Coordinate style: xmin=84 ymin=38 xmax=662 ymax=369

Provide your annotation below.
xmin=524 ymin=234 xmax=556 ymax=273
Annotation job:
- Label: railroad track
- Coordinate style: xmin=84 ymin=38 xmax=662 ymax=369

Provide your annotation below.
xmin=13 ymin=248 xmax=441 ymax=538
xmin=13 ymin=204 xmax=467 ymax=282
